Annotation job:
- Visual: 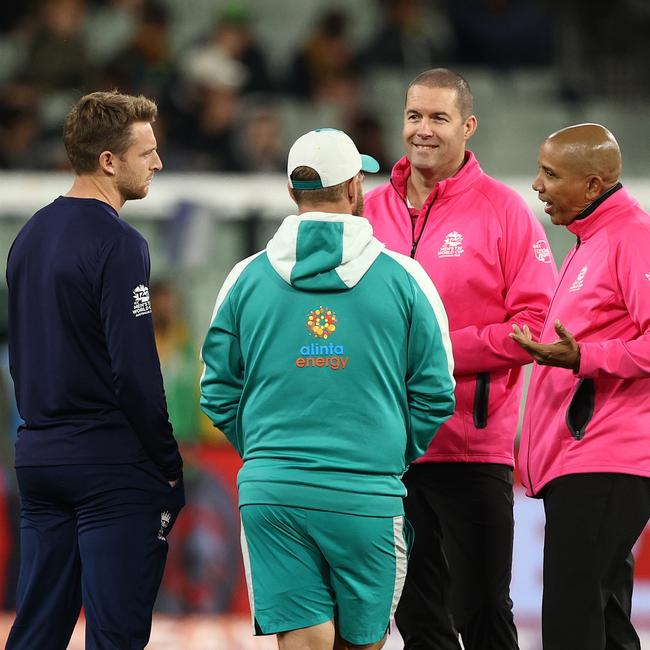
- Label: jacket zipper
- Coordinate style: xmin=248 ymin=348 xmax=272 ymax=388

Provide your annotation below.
xmin=411 ymin=200 xmax=435 ymax=258
xmin=390 ymin=178 xmax=435 ymax=259
xmin=393 ymin=179 xmax=416 ymax=256
xmin=525 ymin=235 xmax=581 ymax=496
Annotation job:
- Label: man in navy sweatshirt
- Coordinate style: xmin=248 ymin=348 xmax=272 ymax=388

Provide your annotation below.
xmin=5 ymin=90 xmax=184 ymax=649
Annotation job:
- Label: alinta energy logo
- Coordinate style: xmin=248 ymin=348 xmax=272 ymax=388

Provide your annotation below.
xmin=296 ymin=306 xmax=349 ymax=371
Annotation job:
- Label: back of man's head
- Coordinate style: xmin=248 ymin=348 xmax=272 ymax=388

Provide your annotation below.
xmin=287 ymin=128 xmax=379 ymax=208
xmin=63 ymin=90 xmax=158 ymax=175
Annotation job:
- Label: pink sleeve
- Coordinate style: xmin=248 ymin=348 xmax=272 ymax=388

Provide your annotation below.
xmin=579 ymin=228 xmax=650 ymax=379
xmin=451 ymin=202 xmax=558 ymax=375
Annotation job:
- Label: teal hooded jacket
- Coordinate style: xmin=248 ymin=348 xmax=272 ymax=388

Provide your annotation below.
xmin=200 ymin=212 xmax=455 ymax=516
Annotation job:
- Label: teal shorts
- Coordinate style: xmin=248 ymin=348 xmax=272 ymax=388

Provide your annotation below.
xmin=240 ymin=504 xmax=410 ymax=645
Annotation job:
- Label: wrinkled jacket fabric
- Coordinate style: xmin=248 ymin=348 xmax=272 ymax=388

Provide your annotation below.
xmin=519 ymin=187 xmax=650 ymax=496
xmin=365 ymin=152 xmax=557 ymax=465
xmin=200 ymin=211 xmax=455 ymax=515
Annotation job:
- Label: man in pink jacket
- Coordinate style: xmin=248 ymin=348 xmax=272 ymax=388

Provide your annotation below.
xmin=364 ymin=68 xmax=558 ymax=650
xmin=512 ymin=123 xmax=650 ymax=650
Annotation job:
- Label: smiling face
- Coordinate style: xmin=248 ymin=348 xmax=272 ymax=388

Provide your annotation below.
xmin=532 ymin=140 xmax=593 ymax=226
xmin=402 ymin=84 xmax=476 ymax=182
xmin=114 ymin=121 xmax=162 ymax=201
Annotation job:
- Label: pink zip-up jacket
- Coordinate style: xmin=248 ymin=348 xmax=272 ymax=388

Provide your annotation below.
xmin=365 ymin=152 xmax=558 ymax=465
xmin=519 ymin=186 xmax=650 ymax=496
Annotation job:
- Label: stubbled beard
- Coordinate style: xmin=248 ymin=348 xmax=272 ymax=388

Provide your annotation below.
xmin=119 ymin=179 xmax=148 ymax=201
xmin=353 ymin=194 xmax=364 ymax=217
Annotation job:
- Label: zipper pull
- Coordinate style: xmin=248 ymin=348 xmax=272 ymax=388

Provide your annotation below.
xmin=411 ymin=241 xmax=417 ymax=258
xmin=576 ymin=236 xmax=581 ymax=249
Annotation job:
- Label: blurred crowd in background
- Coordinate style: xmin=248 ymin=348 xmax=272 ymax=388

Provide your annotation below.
xmin=0 ymin=0 xmax=649 ymax=172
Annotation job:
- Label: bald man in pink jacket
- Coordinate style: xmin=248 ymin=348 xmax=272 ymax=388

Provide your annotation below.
xmin=513 ymin=123 xmax=650 ymax=650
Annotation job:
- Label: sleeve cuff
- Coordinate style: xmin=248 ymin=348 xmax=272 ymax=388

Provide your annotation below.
xmin=576 ymin=342 xmax=595 ymax=377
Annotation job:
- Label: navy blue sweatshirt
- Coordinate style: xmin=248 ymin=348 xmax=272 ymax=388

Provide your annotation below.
xmin=6 ymin=196 xmax=182 ymax=480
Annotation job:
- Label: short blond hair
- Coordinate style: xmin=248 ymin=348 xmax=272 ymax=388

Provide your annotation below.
xmin=63 ymin=90 xmax=158 ymax=174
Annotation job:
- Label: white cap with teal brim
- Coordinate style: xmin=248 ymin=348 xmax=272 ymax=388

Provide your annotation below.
xmin=287 ymin=128 xmax=380 ymax=190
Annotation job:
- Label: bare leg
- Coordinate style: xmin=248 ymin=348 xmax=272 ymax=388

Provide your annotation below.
xmin=334 ymin=629 xmax=387 ymax=650
xmin=278 ymin=620 xmax=336 ymax=650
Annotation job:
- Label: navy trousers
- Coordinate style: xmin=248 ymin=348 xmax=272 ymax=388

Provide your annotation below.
xmin=6 ymin=461 xmax=185 ymax=650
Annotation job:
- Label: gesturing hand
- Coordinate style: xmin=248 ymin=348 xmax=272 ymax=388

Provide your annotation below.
xmin=509 ymin=320 xmax=581 ymax=371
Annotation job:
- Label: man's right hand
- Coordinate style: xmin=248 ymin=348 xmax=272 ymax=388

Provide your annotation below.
xmin=510 ymin=320 xmax=580 ymax=371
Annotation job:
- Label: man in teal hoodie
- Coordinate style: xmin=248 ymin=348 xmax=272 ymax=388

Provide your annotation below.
xmin=200 ymin=128 xmax=456 ymax=650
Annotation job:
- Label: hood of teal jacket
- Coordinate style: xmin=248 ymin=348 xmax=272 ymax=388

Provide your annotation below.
xmin=266 ymin=212 xmax=384 ymax=290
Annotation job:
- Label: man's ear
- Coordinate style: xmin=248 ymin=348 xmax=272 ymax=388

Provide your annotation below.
xmin=585 ymin=175 xmax=605 ymax=201
xmin=98 ymin=151 xmax=116 ymax=176
xmin=347 ymin=175 xmax=361 ymax=204
xmin=346 ymin=177 xmax=355 ymax=203
xmin=464 ymin=114 xmax=478 ymax=140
